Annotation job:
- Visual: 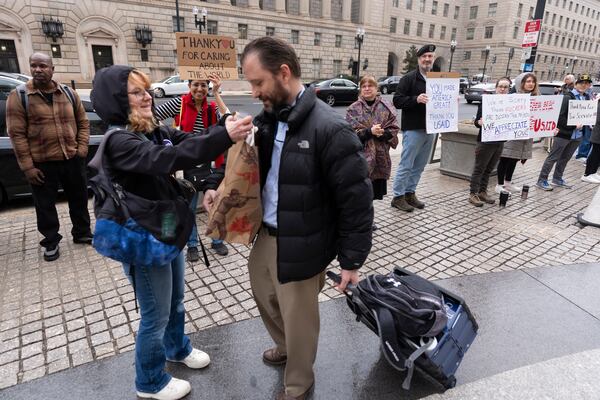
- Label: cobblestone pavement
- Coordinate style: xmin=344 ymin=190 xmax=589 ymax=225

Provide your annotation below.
xmin=1 ymin=143 xmax=600 ymax=389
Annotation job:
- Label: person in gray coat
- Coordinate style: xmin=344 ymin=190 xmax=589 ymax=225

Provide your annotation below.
xmin=581 ymin=110 xmax=600 ymax=183
xmin=494 ymin=73 xmax=538 ymax=194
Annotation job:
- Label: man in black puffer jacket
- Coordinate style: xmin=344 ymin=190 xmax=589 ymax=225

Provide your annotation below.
xmin=203 ymin=37 xmax=373 ymax=400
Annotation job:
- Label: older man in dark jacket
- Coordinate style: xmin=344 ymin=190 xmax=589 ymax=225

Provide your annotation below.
xmin=204 ymin=37 xmax=373 ymax=400
xmin=391 ymin=44 xmax=437 ymax=212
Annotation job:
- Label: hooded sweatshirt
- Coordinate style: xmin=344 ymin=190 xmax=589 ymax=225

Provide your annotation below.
xmin=90 ymin=65 xmax=233 ymax=201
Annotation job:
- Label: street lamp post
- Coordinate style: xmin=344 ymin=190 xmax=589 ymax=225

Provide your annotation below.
xmin=449 ymin=40 xmax=457 ymax=72
xmin=192 ymin=6 xmax=207 ymax=34
xmin=175 ymin=0 xmax=181 ymax=32
xmin=505 ymin=47 xmax=514 ymax=77
xmin=355 ymin=27 xmax=365 ymax=81
xmin=571 ymin=56 xmax=577 ymax=74
xmin=482 ymin=45 xmax=491 ymax=83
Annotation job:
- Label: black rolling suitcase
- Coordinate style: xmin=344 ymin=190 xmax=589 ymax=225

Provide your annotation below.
xmin=328 ymin=266 xmax=478 ymax=390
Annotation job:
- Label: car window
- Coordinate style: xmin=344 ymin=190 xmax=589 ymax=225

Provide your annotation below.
xmin=331 ymin=80 xmax=345 ymax=87
xmin=344 ymin=81 xmax=357 ymax=88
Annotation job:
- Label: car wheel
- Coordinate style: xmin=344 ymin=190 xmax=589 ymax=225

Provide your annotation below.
xmin=466 ymin=99 xmax=473 ymax=104
xmin=382 ymin=86 xmax=388 ymax=94
xmin=326 ymin=94 xmax=336 ymax=106
xmin=154 ymin=88 xmax=165 ymax=98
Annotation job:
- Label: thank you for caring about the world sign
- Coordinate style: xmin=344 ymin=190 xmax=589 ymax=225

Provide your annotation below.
xmin=176 ymin=33 xmax=238 ymax=80
xmin=482 ymin=94 xmax=531 ymax=142
xmin=567 ymin=100 xmax=598 ymax=126
xmin=425 ymin=72 xmax=460 ymax=134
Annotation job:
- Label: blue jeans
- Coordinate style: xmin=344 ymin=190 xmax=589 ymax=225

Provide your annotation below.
xmin=122 ymin=252 xmax=192 ymax=393
xmin=576 ymin=129 xmax=592 ymax=159
xmin=392 ymin=130 xmax=435 ymax=197
xmin=187 ymin=192 xmax=223 ymax=248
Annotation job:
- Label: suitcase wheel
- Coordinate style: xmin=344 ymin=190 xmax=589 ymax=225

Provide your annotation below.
xmin=444 ymin=376 xmax=457 ymax=389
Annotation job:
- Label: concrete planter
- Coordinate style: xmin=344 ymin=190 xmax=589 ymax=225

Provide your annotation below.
xmin=439 ymin=122 xmax=496 ymax=181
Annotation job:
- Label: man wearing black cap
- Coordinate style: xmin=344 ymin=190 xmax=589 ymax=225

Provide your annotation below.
xmin=536 ymin=73 xmax=593 ymax=190
xmin=391 ymin=44 xmax=436 ymax=212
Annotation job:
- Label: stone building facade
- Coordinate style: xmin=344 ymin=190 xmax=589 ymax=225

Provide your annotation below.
xmin=0 ymin=0 xmax=597 ymax=85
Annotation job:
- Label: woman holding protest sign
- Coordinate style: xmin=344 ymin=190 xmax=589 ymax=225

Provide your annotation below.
xmin=155 ymin=74 xmax=231 ymax=260
xmin=91 ymin=65 xmax=253 ymax=400
xmin=345 ymin=75 xmax=399 ymax=229
xmin=495 ymin=73 xmax=539 ymax=194
xmin=469 ymin=77 xmax=511 ymax=206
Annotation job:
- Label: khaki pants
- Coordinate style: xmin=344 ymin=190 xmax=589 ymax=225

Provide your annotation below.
xmin=248 ymin=227 xmax=326 ymax=396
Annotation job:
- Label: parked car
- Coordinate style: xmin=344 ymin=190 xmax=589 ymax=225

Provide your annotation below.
xmin=151 ymin=75 xmax=215 ymax=98
xmin=378 ymin=75 xmax=402 ymax=94
xmin=0 ymin=93 xmax=108 ymax=205
xmin=377 ymin=76 xmax=389 ymax=82
xmin=0 ymin=75 xmax=25 ymax=136
xmin=0 ymin=72 xmax=31 ymax=83
xmin=590 ymin=83 xmax=600 ymax=97
xmin=538 ymin=81 xmax=563 ymax=95
xmin=313 ymin=78 xmax=359 ymax=106
xmin=459 ymin=77 xmax=469 ymax=94
xmin=464 ymin=83 xmax=495 ymax=103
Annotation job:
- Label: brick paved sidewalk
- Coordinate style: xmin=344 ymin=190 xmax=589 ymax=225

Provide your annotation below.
xmin=1 ymin=143 xmax=599 ymax=389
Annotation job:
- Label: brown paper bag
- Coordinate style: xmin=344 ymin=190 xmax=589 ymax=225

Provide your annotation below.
xmin=205 ymin=140 xmax=262 ymax=245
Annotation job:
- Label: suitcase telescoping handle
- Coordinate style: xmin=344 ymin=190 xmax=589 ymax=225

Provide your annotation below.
xmin=326 ymin=271 xmax=357 ymax=295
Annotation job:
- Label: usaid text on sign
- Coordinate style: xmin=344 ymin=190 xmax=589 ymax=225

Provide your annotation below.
xmin=176 ymin=33 xmax=239 ymax=80
xmin=425 ymin=72 xmax=460 ymax=134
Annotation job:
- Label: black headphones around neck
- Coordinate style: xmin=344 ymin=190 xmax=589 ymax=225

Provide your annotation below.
xmin=274 ymin=90 xmax=303 ymax=122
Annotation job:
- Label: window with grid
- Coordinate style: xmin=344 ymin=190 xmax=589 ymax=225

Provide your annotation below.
xmin=333 ymin=60 xmax=342 ymax=76
xmin=419 ymin=0 xmax=425 ymax=12
xmin=466 ymin=27 xmax=475 ymax=40
xmin=172 ymin=16 xmax=184 ymax=32
xmin=454 ymin=6 xmax=459 ymax=19
xmin=390 ymin=17 xmax=397 ymax=33
xmin=312 ymin=58 xmax=321 ymax=79
xmin=488 ymin=3 xmax=497 ymax=17
xmin=469 ymin=6 xmax=478 ymax=19
xmin=484 ymin=26 xmax=493 ymax=39
xmin=443 ymin=3 xmax=449 ymax=17
xmin=406 ymin=0 xmax=413 ymax=10
xmin=238 ymin=24 xmax=248 ymax=39
xmin=266 ymin=26 xmax=275 ymax=36
xmin=314 ymin=32 xmax=321 ymax=46
xmin=517 ymin=3 xmax=523 ymax=17
xmin=451 ymin=27 xmax=456 ymax=40
xmin=464 ymin=51 xmax=471 ymax=60
xmin=440 ymin=26 xmax=446 ymax=40
xmin=291 ymin=30 xmax=299 ymax=44
xmin=429 ymin=24 xmax=435 ymax=38
xmin=432 ymin=1 xmax=437 ymax=15
xmin=404 ymin=19 xmax=411 ymax=34
xmin=417 ymin=22 xmax=423 ymax=36
xmin=207 ymin=21 xmax=218 ymax=35
xmin=335 ymin=35 xmax=342 ymax=48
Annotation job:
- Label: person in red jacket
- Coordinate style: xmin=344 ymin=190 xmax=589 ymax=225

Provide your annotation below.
xmin=155 ymin=74 xmax=230 ymax=260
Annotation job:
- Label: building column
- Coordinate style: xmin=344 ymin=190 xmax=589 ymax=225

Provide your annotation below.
xmin=322 ymin=0 xmax=331 ymax=18
xmin=299 ymin=0 xmax=310 ymax=16
xmin=275 ymin=0 xmax=286 ymax=12
xmin=342 ymin=0 xmax=351 ymax=21
xmin=248 ymin=0 xmax=260 ymax=9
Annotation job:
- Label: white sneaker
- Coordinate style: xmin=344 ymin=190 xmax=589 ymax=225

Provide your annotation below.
xmin=504 ymin=181 xmax=522 ymax=192
xmin=581 ymin=174 xmax=600 ymax=183
xmin=167 ymin=348 xmax=210 ymax=369
xmin=137 ymin=377 xmax=191 ymax=400
xmin=494 ymin=184 xmax=505 ymax=194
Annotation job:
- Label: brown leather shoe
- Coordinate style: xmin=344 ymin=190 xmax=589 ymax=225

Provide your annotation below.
xmin=405 ymin=192 xmax=425 ymax=209
xmin=262 ymin=347 xmax=287 ymax=366
xmin=478 ymin=191 xmax=496 ymax=204
xmin=391 ymin=195 xmax=414 ymax=212
xmin=276 ymin=382 xmax=314 ymax=400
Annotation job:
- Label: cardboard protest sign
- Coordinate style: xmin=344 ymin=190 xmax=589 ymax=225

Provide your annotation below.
xmin=529 ymin=95 xmax=562 ymax=138
xmin=481 ymin=94 xmax=530 ymax=142
xmin=176 ymin=33 xmax=238 ymax=80
xmin=567 ymin=100 xmax=598 ymax=126
xmin=426 ymin=72 xmax=460 ymax=134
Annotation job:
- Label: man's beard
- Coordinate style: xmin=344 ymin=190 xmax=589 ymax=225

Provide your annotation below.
xmin=261 ymin=79 xmax=289 ymax=113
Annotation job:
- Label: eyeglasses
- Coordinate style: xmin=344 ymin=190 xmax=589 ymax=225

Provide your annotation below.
xmin=127 ymin=89 xmax=152 ymax=99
